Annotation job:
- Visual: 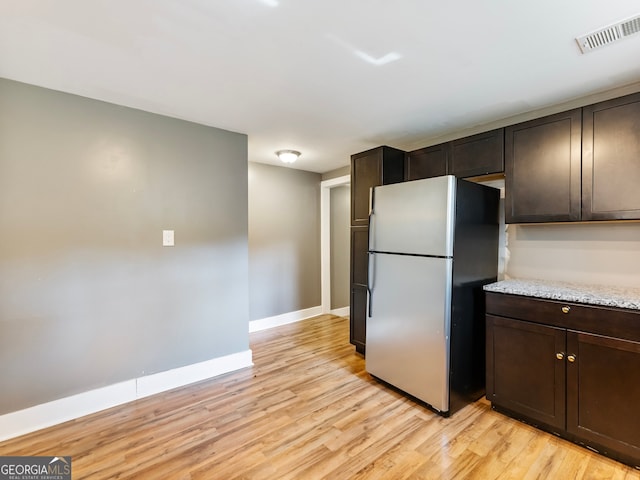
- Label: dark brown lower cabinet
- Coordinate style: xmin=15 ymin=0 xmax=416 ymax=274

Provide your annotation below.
xmin=486 ymin=293 xmax=640 ymax=468
xmin=566 ymin=331 xmax=640 ymax=463
xmin=350 ymin=227 xmax=369 ymax=354
xmin=486 ymin=315 xmax=566 ymax=431
xmin=350 ymin=285 xmax=367 ymax=354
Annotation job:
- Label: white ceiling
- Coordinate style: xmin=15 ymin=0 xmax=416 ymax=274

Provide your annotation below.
xmin=1 ymin=1 xmax=640 ymax=173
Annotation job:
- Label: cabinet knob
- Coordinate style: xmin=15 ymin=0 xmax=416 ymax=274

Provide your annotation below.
xmin=567 ymin=354 xmax=577 ymax=363
xmin=561 ymin=306 xmax=571 ymax=314
xmin=556 ymin=352 xmax=565 ymax=360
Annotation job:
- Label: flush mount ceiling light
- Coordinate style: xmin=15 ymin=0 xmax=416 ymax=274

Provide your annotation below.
xmin=276 ymin=150 xmax=301 ymax=164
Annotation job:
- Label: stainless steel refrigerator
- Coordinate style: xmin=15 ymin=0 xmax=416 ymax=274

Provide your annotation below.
xmin=366 ymin=175 xmax=499 ymax=416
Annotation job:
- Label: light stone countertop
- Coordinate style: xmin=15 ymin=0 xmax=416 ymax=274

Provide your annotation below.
xmin=483 ymin=279 xmax=640 ymax=311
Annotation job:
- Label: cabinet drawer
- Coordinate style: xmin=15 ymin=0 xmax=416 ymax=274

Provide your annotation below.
xmin=486 ymin=292 xmax=587 ymax=325
xmin=486 ymin=292 xmax=640 ymax=342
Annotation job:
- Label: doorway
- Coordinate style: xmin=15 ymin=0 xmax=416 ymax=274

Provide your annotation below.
xmin=320 ymin=175 xmax=350 ymax=315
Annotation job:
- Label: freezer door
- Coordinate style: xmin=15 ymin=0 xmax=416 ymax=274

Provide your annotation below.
xmin=369 ymin=175 xmax=456 ymax=257
xmin=366 ymin=253 xmax=452 ymax=412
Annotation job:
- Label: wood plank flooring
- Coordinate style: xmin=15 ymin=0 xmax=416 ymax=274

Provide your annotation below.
xmin=1 ymin=314 xmax=639 ymax=479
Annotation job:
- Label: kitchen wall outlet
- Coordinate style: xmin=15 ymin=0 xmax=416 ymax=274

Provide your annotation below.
xmin=162 ymin=230 xmax=174 ymax=247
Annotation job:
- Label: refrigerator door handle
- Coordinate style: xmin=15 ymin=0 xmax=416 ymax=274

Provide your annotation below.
xmin=367 ymin=186 xmax=376 ymax=317
xmin=369 ymin=185 xmax=376 ymax=215
xmin=368 ymin=187 xmax=376 ymax=251
xmin=367 ymin=252 xmax=374 ymax=317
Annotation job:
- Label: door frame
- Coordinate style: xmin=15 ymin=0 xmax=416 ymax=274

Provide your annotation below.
xmin=320 ymin=174 xmax=351 ymax=315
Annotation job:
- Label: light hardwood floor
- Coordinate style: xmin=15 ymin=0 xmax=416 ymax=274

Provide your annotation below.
xmin=1 ymin=314 xmax=639 ymax=479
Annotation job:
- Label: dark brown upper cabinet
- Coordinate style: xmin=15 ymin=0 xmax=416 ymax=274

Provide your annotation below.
xmin=405 ymin=143 xmax=449 ymax=181
xmin=505 ymin=109 xmax=582 ymax=224
xmin=582 ymin=92 xmax=640 ymax=221
xmin=351 ymin=146 xmax=404 ymax=226
xmin=450 ymin=128 xmax=504 ymax=178
xmin=406 ymin=130 xmax=504 ymax=182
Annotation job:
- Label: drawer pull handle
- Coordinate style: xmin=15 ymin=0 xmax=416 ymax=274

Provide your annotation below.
xmin=561 ymin=306 xmax=571 ymax=314
xmin=556 ymin=352 xmax=565 ymax=360
xmin=567 ymin=354 xmax=577 ymax=363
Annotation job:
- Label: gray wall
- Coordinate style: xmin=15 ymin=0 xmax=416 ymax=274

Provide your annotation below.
xmin=248 ymin=162 xmax=321 ymax=320
xmin=322 ymin=165 xmax=350 ymax=181
xmin=330 ymin=185 xmax=350 ymax=309
xmin=0 ymin=78 xmax=249 ymax=415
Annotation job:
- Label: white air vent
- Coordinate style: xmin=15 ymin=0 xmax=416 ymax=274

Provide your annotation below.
xmin=576 ymin=14 xmax=640 ymax=53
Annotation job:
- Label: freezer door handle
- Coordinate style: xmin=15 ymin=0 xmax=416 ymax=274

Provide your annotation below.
xmin=368 ymin=187 xmax=376 ymax=251
xmin=367 ymin=252 xmax=374 ymax=317
xmin=369 ymin=185 xmax=376 ymax=215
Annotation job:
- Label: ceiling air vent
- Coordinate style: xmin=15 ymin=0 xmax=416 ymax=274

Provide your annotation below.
xmin=576 ymin=14 xmax=640 ymax=53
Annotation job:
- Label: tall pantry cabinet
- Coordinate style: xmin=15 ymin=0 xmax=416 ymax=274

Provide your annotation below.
xmin=350 ymin=146 xmax=405 ymax=354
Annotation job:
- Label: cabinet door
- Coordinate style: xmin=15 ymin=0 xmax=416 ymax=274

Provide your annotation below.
xmin=351 ymin=147 xmax=404 ymax=226
xmin=451 ymin=129 xmax=504 ymax=178
xmin=582 ymin=92 xmax=640 ymax=220
xmin=566 ymin=331 xmax=640 ymax=464
xmin=351 ymin=149 xmax=382 ymax=226
xmin=350 ymin=285 xmax=368 ymax=354
xmin=350 ymin=227 xmax=369 ymax=353
xmin=505 ymin=109 xmax=582 ymax=223
xmin=405 ymin=143 xmax=449 ymax=181
xmin=486 ymin=315 xmax=566 ymax=430
xmin=350 ymin=227 xmax=369 ymax=286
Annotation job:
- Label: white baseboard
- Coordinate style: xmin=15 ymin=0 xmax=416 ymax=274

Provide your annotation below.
xmin=136 ymin=350 xmax=253 ymax=399
xmin=249 ymin=306 xmax=322 ymax=332
xmin=0 ymin=349 xmax=253 ymax=442
xmin=0 ymin=381 xmax=137 ymax=443
xmin=330 ymin=306 xmax=350 ymax=317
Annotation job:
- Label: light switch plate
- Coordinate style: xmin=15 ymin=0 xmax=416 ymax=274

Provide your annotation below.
xmin=162 ymin=230 xmax=174 ymax=247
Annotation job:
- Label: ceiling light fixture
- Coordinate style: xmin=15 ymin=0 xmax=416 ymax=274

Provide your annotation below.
xmin=276 ymin=150 xmax=301 ymax=164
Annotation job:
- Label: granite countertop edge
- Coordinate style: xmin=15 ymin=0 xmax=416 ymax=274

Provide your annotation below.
xmin=483 ymin=279 xmax=640 ymax=311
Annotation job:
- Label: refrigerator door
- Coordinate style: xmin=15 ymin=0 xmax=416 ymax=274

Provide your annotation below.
xmin=366 ymin=253 xmax=452 ymax=412
xmin=369 ymin=175 xmax=456 ymax=257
